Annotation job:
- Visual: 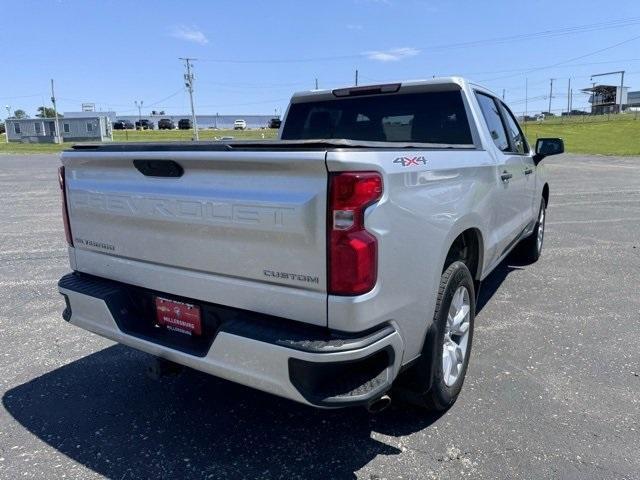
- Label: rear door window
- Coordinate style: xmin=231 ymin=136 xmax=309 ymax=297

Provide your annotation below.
xmin=475 ymin=92 xmax=509 ymax=152
xmin=281 ymin=90 xmax=473 ymax=145
xmin=499 ymin=102 xmax=529 ymax=154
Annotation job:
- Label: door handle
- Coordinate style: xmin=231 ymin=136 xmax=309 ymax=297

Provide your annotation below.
xmin=501 ymin=172 xmax=513 ymax=182
xmin=524 ymin=168 xmax=533 ymax=175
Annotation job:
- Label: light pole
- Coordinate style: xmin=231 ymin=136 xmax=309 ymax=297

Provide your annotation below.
xmin=5 ymin=105 xmax=10 ymax=143
xmin=134 ymin=100 xmax=143 ymax=129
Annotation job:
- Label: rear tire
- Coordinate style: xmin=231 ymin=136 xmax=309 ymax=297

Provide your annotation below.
xmin=396 ymin=261 xmax=475 ymax=411
xmin=516 ymin=198 xmax=546 ymax=263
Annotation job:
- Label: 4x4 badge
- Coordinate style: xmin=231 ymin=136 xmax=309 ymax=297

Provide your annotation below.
xmin=394 ymin=156 xmax=427 ymax=167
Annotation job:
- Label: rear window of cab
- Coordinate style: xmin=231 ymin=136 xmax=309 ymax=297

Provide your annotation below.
xmin=281 ymin=90 xmax=473 ymax=145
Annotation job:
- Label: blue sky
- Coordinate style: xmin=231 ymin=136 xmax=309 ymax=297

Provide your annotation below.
xmin=2 ymin=0 xmax=640 ymax=118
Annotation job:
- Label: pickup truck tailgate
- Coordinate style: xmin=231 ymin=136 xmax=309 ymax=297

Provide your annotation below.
xmin=62 ymin=149 xmax=328 ymax=325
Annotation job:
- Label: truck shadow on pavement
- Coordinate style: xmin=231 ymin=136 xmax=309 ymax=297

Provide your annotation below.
xmin=477 ymin=256 xmax=526 ymax=313
xmin=2 ymin=259 xmax=518 ymax=479
xmin=3 ymin=345 xmax=438 ymax=479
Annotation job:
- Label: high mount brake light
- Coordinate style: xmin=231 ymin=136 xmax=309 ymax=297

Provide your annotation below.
xmin=328 ymin=172 xmax=383 ymax=295
xmin=58 ymin=166 xmax=73 ymax=246
xmin=332 ymin=83 xmax=401 ymax=97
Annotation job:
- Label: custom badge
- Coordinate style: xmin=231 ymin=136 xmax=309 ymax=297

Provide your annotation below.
xmin=393 ymin=156 xmax=427 ymax=167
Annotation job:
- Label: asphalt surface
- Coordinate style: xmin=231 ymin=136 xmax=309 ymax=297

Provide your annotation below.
xmin=0 ymin=153 xmax=639 ymax=479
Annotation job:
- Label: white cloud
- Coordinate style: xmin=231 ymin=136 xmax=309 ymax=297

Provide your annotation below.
xmin=170 ymin=25 xmax=209 ymax=45
xmin=365 ymin=47 xmax=420 ymax=62
xmin=346 ymin=24 xmax=364 ymax=30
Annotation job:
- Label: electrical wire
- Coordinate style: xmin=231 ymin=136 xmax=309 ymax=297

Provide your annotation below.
xmin=197 ymin=17 xmax=640 ymax=64
xmin=479 ymin=34 xmax=640 ymax=82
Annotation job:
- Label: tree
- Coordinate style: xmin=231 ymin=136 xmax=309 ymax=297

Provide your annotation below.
xmin=13 ymin=109 xmax=28 ymax=119
xmin=36 ymin=106 xmax=62 ymax=118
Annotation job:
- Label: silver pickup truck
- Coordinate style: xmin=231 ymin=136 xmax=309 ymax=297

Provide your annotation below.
xmin=57 ymin=77 xmax=563 ymax=412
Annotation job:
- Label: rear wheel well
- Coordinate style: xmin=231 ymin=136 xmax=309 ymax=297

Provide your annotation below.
xmin=542 ymin=183 xmax=549 ymax=207
xmin=443 ymin=229 xmax=482 ymax=281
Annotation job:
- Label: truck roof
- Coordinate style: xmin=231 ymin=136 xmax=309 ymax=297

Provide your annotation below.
xmin=290 ymin=77 xmax=495 ymax=103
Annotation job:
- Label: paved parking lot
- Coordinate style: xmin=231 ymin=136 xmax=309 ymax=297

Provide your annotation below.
xmin=1 ymin=153 xmax=639 ymax=479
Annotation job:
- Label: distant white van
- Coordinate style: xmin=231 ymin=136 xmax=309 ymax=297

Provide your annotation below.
xmin=233 ymin=119 xmax=247 ymax=130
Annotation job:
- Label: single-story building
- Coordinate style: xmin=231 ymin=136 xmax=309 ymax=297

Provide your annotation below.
xmin=5 ymin=116 xmax=112 ymax=143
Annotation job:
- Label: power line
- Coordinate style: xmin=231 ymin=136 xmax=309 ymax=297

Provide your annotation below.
xmin=146 ymin=89 xmax=185 ymax=108
xmin=440 ymin=58 xmax=640 ymax=79
xmin=196 ymin=17 xmax=640 ymax=64
xmin=479 ymin=33 xmax=640 ymax=82
xmin=197 ymin=98 xmax=290 ymax=108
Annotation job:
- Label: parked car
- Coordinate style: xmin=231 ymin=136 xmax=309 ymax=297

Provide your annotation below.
xmin=178 ymin=118 xmax=192 ymax=130
xmin=57 ymin=77 xmax=563 ymax=412
xmin=158 ymin=118 xmax=175 ymax=130
xmin=233 ymin=119 xmax=247 ymax=130
xmin=112 ymin=119 xmax=134 ymax=130
xmin=135 ymin=119 xmax=154 ymax=130
xmin=268 ymin=117 xmax=282 ymax=129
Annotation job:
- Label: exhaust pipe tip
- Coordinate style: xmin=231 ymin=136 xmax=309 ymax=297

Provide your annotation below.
xmin=366 ymin=394 xmax=391 ymax=414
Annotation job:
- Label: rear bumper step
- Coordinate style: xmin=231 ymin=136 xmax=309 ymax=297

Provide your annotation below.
xmin=58 ymin=272 xmax=404 ymax=408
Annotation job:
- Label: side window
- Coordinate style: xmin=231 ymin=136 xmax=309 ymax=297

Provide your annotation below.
xmin=14 ymin=123 xmax=21 ymax=134
xmin=500 ymin=103 xmax=528 ymax=154
xmin=35 ymin=123 xmax=42 ymax=134
xmin=475 ymin=93 xmax=509 ymax=152
xmin=86 ymin=122 xmax=94 ymax=132
xmin=63 ymin=123 xmax=71 ymax=133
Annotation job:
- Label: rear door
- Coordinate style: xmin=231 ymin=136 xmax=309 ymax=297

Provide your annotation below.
xmin=498 ymin=101 xmax=537 ymax=223
xmin=475 ymin=92 xmax=526 ymax=257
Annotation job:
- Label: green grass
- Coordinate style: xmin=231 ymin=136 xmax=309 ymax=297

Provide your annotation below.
xmin=523 ymin=117 xmax=640 ymax=156
xmin=0 ymin=128 xmax=278 ymax=154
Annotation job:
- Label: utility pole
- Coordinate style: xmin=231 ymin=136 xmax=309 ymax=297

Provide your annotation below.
xmin=570 ymin=89 xmax=573 ymax=112
xmin=51 ymin=79 xmax=61 ymax=143
xmin=567 ymin=78 xmax=571 ymax=114
xmin=355 ymin=69 xmax=358 ymax=86
xmin=4 ymin=105 xmax=10 ymax=144
xmin=315 ymin=78 xmax=318 ymax=89
xmin=180 ymin=57 xmax=199 ymax=140
xmin=548 ymin=78 xmax=554 ymax=114
xmin=524 ymin=78 xmax=528 ymax=132
xmin=620 ymin=70 xmax=625 ymax=114
xmin=134 ymin=100 xmax=143 ymax=129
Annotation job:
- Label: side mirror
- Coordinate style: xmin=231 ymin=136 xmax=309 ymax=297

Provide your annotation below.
xmin=534 ymin=137 xmax=564 ymax=164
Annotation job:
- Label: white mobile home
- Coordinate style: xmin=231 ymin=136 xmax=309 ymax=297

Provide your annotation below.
xmin=5 ymin=116 xmax=112 ymax=143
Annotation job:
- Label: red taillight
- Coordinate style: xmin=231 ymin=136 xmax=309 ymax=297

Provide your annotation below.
xmin=328 ymin=172 xmax=383 ymax=295
xmin=58 ymin=166 xmax=73 ymax=246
